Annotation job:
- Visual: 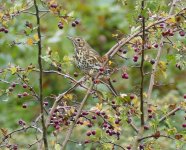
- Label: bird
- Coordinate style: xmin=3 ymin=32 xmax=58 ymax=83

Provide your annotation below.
xmin=67 ymin=36 xmax=118 ymax=96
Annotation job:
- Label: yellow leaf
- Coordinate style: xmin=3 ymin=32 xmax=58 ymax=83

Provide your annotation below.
xmin=63 ymin=94 xmax=73 ymax=100
xmin=166 ymin=17 xmax=176 ymax=24
xmin=27 ymin=38 xmax=33 ymax=46
xmin=33 ymin=34 xmax=39 ymax=41
xmin=9 ymin=66 xmax=17 ymax=75
xmin=96 ymin=103 xmax=102 ymax=110
xmin=108 ymin=60 xmax=112 ymax=66
xmin=1 ymin=128 xmax=8 ymax=136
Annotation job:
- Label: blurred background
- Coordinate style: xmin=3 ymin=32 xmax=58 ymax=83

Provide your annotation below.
xmin=0 ymin=0 xmax=186 ymax=149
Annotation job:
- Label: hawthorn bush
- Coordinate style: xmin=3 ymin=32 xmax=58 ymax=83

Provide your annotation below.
xmin=0 ymin=0 xmax=186 ymax=150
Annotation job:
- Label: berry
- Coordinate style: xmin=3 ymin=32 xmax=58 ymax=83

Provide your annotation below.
xmin=11 ymin=82 xmax=16 ymax=88
xmin=72 ymin=22 xmax=76 ymax=27
xmin=154 ymin=43 xmax=158 ymax=48
xmin=86 ymin=131 xmax=91 ymax=136
xmin=73 ymin=72 xmax=78 ymax=77
xmin=122 ymin=73 xmax=129 ymax=79
xmin=58 ymin=22 xmax=63 ymax=29
xmin=123 ymin=50 xmax=127 ymax=54
xmin=101 ymin=111 xmax=105 ymax=116
xmin=92 ymin=115 xmax=96 ymax=119
xmin=75 ymin=20 xmax=80 ymax=25
xmin=0 ymin=27 xmax=5 ymax=32
xmin=22 ymin=103 xmax=27 ymax=108
xmin=23 ymin=92 xmax=29 ymax=97
xmin=96 ymin=111 xmax=100 ymax=115
xmin=148 ymin=109 xmax=152 ymax=113
xmin=50 ymin=4 xmax=57 ymax=8
xmin=130 ymin=94 xmax=135 ymax=100
xmin=87 ymin=123 xmax=92 ymax=128
xmin=115 ymin=119 xmax=120 ymax=124
xmin=43 ymin=101 xmax=49 ymax=106
xmin=8 ymin=87 xmax=13 ymax=92
xmin=150 ymin=59 xmax=155 ymax=65
xmin=22 ymin=84 xmax=27 ymax=88
xmin=179 ymin=30 xmax=185 ymax=37
xmin=127 ymin=145 xmax=131 ymax=150
xmin=111 ymin=100 xmax=115 ymax=104
xmin=99 ymin=67 xmax=104 ymax=72
xmin=84 ymin=140 xmax=89 ymax=144
xmin=4 ymin=29 xmax=8 ymax=33
xmin=91 ymin=130 xmax=96 ymax=135
xmin=184 ymin=94 xmax=186 ymax=99
xmin=144 ymin=125 xmax=149 ymax=130
xmin=17 ymin=93 xmax=22 ymax=98
xmin=148 ymin=114 xmax=153 ymax=119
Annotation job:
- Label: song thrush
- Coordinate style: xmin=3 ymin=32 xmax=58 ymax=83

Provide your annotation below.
xmin=67 ymin=36 xmax=118 ymax=96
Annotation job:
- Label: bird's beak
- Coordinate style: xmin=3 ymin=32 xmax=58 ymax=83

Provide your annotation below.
xmin=67 ymin=36 xmax=73 ymax=41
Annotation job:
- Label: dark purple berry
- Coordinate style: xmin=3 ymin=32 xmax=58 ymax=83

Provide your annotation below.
xmin=72 ymin=22 xmax=76 ymax=27
xmin=18 ymin=93 xmax=22 ymax=98
xmin=22 ymin=103 xmax=27 ymax=108
xmin=86 ymin=131 xmax=91 ymax=136
xmin=91 ymin=130 xmax=96 ymax=135
xmin=22 ymin=84 xmax=27 ymax=88
xmin=179 ymin=30 xmax=185 ymax=37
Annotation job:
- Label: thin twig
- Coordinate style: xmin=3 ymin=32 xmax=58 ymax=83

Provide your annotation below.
xmin=140 ymin=0 xmax=145 ymax=126
xmin=159 ymin=107 xmax=181 ymax=122
xmin=146 ymin=0 xmax=177 ymax=105
xmin=61 ymin=82 xmax=94 ymax=150
xmin=33 ymin=0 xmax=48 ymax=149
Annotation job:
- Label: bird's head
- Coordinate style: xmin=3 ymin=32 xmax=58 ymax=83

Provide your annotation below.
xmin=67 ymin=36 xmax=86 ymax=47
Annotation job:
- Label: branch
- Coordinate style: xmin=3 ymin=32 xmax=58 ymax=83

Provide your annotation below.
xmin=45 ymin=78 xmax=84 ymax=128
xmin=61 ymin=82 xmax=94 ymax=150
xmin=146 ymin=0 xmax=178 ymax=104
xmin=159 ymin=107 xmax=181 ymax=123
xmin=33 ymin=0 xmax=48 ymax=149
xmin=140 ymin=0 xmax=145 ymax=126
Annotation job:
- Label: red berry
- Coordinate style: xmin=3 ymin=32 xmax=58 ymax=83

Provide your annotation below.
xmin=184 ymin=94 xmax=186 ymax=99
xmin=17 ymin=93 xmax=22 ymax=98
xmin=179 ymin=30 xmax=185 ymax=37
xmin=182 ymin=123 xmax=186 ymax=128
xmin=50 ymin=4 xmax=57 ymax=8
xmin=43 ymin=101 xmax=49 ymax=106
xmin=148 ymin=109 xmax=152 ymax=113
xmin=86 ymin=131 xmax=91 ymax=136
xmin=22 ymin=84 xmax=27 ymax=88
xmin=4 ymin=29 xmax=8 ymax=33
xmin=0 ymin=27 xmax=5 ymax=32
xmin=130 ymin=94 xmax=135 ymax=100
xmin=91 ymin=130 xmax=96 ymax=135
xmin=87 ymin=123 xmax=92 ymax=128
xmin=84 ymin=140 xmax=89 ymax=144
xmin=99 ymin=67 xmax=104 ymax=72
xmin=23 ymin=92 xmax=29 ymax=97
xmin=122 ymin=73 xmax=129 ymax=79
xmin=11 ymin=83 xmax=16 ymax=88
xmin=92 ymin=115 xmax=96 ymax=119
xmin=144 ymin=125 xmax=149 ymax=130
xmin=154 ymin=43 xmax=158 ymax=48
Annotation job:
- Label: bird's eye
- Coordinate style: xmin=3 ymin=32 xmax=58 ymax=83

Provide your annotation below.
xmin=76 ymin=38 xmax=80 ymax=42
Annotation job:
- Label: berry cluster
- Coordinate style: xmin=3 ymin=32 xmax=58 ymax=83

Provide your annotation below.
xmin=0 ymin=27 xmax=8 ymax=33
